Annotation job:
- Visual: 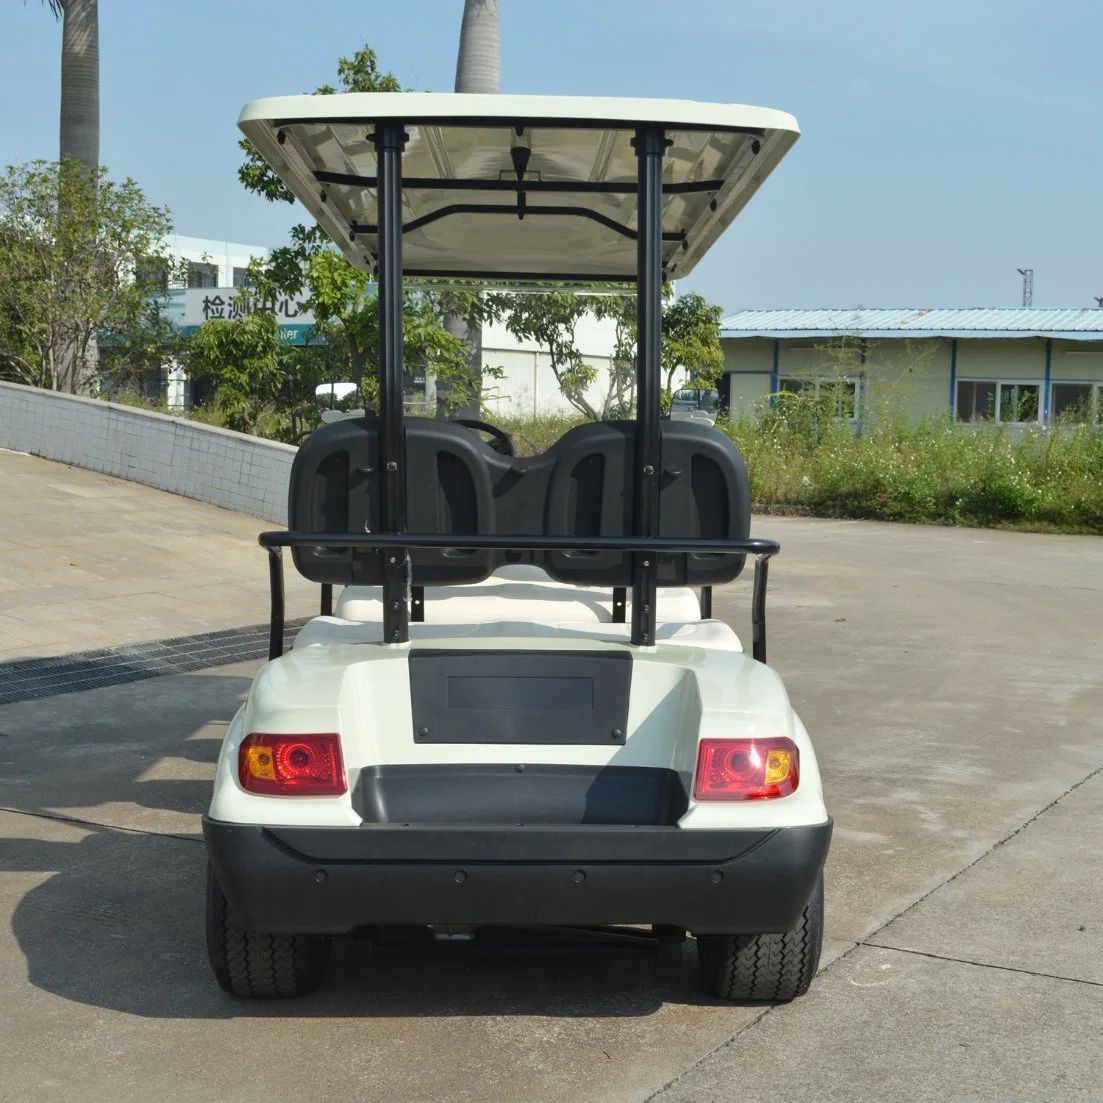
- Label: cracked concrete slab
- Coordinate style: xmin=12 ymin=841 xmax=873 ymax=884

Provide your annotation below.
xmin=872 ymin=767 xmax=1103 ymax=985
xmin=718 ymin=517 xmax=1103 ymax=945
xmin=650 ymin=943 xmax=1103 ymax=1103
xmin=0 ymin=795 xmax=853 ymax=1103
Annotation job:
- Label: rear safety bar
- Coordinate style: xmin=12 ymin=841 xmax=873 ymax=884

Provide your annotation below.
xmin=259 ymin=531 xmax=779 ymax=665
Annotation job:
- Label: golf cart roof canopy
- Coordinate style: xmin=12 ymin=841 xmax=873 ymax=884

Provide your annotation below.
xmin=237 ymin=93 xmax=800 ymax=282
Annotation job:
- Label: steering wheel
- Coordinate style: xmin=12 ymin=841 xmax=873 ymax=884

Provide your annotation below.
xmin=454 ymin=418 xmax=516 ymax=457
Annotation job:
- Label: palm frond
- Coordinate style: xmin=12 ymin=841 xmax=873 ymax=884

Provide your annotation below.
xmin=27 ymin=0 xmax=64 ymax=19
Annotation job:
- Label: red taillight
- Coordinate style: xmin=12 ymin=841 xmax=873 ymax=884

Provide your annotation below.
xmin=693 ymin=737 xmax=799 ymax=801
xmin=239 ymin=733 xmax=347 ymax=796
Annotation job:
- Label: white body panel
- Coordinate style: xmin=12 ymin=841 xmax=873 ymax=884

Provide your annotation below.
xmin=210 ymin=571 xmax=828 ymax=834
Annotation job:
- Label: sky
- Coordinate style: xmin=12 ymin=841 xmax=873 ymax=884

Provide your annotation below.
xmin=1 ymin=0 xmax=1101 ymax=314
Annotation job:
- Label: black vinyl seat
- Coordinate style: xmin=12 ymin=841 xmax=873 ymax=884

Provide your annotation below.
xmin=288 ymin=415 xmax=751 ymax=589
xmin=288 ymin=416 xmax=499 ymax=586
xmin=541 ymin=420 xmax=751 ymax=587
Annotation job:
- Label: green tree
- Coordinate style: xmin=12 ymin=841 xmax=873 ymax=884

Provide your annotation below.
xmin=489 ymin=290 xmax=637 ymax=420
xmin=487 ymin=288 xmax=725 ymax=420
xmin=0 ymin=159 xmax=179 ymax=392
xmin=29 ymin=0 xmax=99 ymax=173
xmin=184 ymin=311 xmax=345 ymax=443
xmin=246 ymin=236 xmax=498 ymax=416
xmin=237 ymin=47 xmax=496 ymax=416
xmin=237 ymin=48 xmax=400 ymax=206
xmin=660 ymin=291 xmax=724 ymax=410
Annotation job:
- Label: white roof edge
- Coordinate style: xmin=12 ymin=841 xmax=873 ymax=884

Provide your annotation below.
xmin=719 ymin=306 xmax=1103 ymax=338
xmin=237 ymin=92 xmax=800 ymax=136
xmin=721 ymin=329 xmax=1103 ymax=340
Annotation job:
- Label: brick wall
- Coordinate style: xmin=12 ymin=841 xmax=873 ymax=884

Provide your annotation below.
xmin=0 ymin=382 xmax=295 ymax=524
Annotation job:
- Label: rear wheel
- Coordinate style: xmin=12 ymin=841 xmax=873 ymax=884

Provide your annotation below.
xmin=696 ymin=874 xmax=824 ymax=1002
xmin=205 ymin=864 xmax=332 ymax=998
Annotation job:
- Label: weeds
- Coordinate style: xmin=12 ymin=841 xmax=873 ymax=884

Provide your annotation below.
xmin=493 ymin=412 xmax=587 ymax=456
xmin=725 ymin=392 xmax=1103 ymax=533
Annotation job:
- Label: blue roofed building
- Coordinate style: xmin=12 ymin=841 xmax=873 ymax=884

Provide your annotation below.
xmin=719 ymin=308 xmax=1103 ymax=427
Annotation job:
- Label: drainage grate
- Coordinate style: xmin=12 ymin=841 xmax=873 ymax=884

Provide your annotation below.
xmin=0 ymin=619 xmax=310 ymax=706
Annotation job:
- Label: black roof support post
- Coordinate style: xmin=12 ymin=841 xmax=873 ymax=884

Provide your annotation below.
xmin=631 ymin=126 xmax=667 ymax=647
xmin=374 ymin=122 xmax=410 ymax=645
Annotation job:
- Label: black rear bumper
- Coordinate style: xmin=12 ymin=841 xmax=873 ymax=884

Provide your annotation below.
xmin=204 ymin=817 xmax=832 ymax=936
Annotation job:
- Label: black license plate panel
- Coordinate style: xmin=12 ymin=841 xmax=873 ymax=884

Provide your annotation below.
xmin=409 ymin=649 xmax=631 ymax=745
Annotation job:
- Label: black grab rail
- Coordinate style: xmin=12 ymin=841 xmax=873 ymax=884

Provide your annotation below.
xmin=258 ymin=531 xmax=780 ymax=665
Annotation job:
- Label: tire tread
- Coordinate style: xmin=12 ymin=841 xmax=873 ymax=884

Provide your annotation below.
xmin=206 ymin=864 xmax=331 ymax=998
xmin=697 ymin=874 xmax=824 ymax=1002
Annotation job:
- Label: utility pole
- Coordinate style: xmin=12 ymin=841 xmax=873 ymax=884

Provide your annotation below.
xmin=1016 ymin=268 xmax=1034 ymax=307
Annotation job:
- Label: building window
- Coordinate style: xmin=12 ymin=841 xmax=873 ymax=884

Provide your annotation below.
xmin=135 ymin=261 xmax=168 ymax=291
xmin=1051 ymin=383 xmax=1099 ymax=425
xmin=232 ymin=266 xmax=252 ymax=289
xmin=956 ymin=380 xmax=1041 ymax=425
xmin=779 ymin=376 xmax=860 ymax=421
xmin=955 ymin=380 xmax=996 ymax=422
xmin=187 ymin=262 xmax=219 ymax=289
xmin=998 ymin=382 xmax=1040 ymax=424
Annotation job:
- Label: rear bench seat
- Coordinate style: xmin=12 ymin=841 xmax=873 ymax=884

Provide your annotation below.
xmin=334 ymin=563 xmax=698 ymax=625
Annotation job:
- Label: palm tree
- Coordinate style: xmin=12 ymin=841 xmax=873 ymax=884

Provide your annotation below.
xmin=440 ymin=0 xmax=500 ymax=418
xmin=37 ymin=0 xmax=100 ymax=173
xmin=455 ymin=0 xmax=500 ymax=93
xmin=29 ymin=1 xmax=99 ymax=392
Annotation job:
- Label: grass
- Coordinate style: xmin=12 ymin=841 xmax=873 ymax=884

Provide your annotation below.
xmin=493 ymin=401 xmax=1103 ymax=534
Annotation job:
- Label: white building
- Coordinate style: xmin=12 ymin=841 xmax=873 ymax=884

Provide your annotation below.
xmin=480 ymin=311 xmax=623 ymax=420
xmin=720 ymin=308 xmax=1103 ymax=427
xmin=167 ymin=235 xmax=270 ymax=290
xmin=159 ymin=236 xmax=273 ymax=408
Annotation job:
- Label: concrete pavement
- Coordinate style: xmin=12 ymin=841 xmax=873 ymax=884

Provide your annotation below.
xmin=0 ymin=449 xmax=316 ymax=660
xmin=656 ymin=777 xmax=1103 ymax=1102
xmin=2 ymin=451 xmax=1103 ymax=1102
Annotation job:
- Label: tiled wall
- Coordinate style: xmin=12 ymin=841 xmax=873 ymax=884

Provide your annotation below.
xmin=0 ymin=382 xmax=296 ymax=524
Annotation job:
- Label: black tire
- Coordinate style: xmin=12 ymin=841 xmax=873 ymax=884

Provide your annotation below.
xmin=696 ymin=874 xmax=824 ymax=1002
xmin=205 ymin=863 xmax=332 ymax=998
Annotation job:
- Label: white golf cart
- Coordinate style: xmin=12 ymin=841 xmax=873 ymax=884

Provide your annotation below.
xmin=203 ymin=92 xmax=832 ymax=1001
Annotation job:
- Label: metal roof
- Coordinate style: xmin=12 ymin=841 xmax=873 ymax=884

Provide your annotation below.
xmin=719 ymin=308 xmax=1103 ymax=342
xmin=238 ymin=92 xmax=800 ymax=282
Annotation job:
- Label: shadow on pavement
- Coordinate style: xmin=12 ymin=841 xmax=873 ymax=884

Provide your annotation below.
xmin=1 ymin=672 xmax=718 ymax=1021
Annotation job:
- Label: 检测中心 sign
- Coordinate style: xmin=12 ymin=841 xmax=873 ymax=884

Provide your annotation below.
xmin=162 ymin=288 xmax=319 ymax=344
